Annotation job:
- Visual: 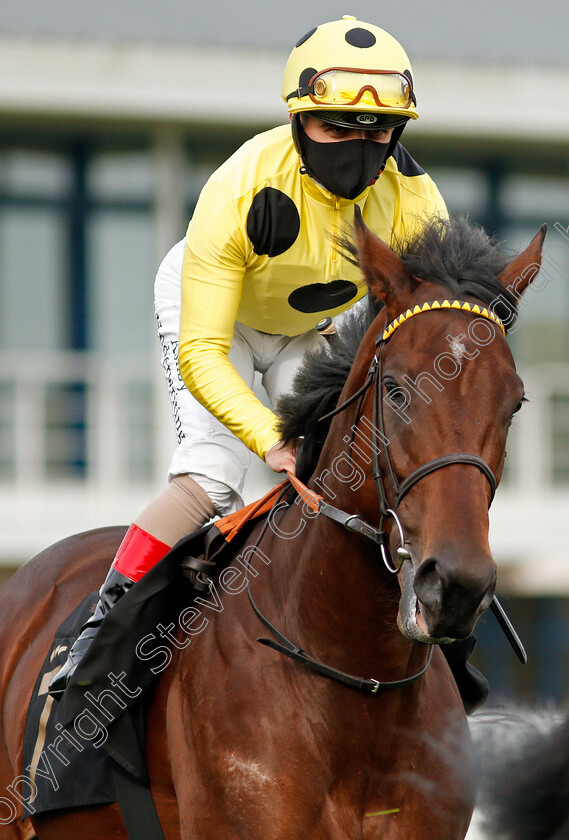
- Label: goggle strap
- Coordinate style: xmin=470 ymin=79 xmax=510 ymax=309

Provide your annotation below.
xmin=286 ymin=86 xmax=314 ymax=101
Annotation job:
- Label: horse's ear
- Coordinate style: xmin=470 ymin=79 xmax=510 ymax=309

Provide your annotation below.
xmin=353 ymin=207 xmax=415 ymax=314
xmin=498 ymin=224 xmax=547 ymax=298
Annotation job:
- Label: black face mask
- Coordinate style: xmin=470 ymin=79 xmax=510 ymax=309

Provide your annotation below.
xmin=298 ymin=121 xmax=390 ymax=200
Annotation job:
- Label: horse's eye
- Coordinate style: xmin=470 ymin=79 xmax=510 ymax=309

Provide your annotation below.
xmin=383 ymin=377 xmax=406 ymax=405
xmin=507 ymin=396 xmax=527 ymax=428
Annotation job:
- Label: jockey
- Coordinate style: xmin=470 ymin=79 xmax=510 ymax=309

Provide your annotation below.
xmin=49 ymin=16 xmax=452 ymax=698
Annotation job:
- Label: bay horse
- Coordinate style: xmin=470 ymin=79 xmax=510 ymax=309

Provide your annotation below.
xmin=0 ymin=212 xmax=545 ymax=840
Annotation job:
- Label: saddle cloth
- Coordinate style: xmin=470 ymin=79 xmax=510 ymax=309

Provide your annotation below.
xmin=22 ymin=592 xmax=118 ymax=817
xmin=23 ymin=523 xmax=228 ymax=817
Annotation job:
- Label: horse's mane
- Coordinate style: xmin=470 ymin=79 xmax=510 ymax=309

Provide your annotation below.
xmin=277 ymin=216 xmax=517 ymax=481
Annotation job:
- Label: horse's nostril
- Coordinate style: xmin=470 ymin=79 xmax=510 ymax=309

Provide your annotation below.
xmin=415 ymin=558 xmax=443 ymax=608
xmin=412 ymin=554 xmax=497 ymax=639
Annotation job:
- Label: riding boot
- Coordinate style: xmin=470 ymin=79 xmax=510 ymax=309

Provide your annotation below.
xmin=48 ymin=524 xmax=171 ymax=699
xmin=48 ymin=476 xmax=215 ymax=700
xmin=441 ymin=635 xmax=489 ymax=715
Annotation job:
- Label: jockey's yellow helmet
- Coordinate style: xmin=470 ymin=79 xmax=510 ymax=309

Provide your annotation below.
xmin=282 ymin=15 xmax=418 ymax=130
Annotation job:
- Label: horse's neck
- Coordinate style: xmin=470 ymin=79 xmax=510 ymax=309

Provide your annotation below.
xmin=261 ymin=493 xmax=409 ymax=681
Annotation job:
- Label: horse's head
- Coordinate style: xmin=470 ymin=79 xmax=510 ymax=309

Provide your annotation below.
xmin=345 ymin=211 xmax=546 ymax=644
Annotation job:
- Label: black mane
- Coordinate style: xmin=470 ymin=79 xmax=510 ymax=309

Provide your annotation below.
xmin=277 ymin=216 xmax=516 ymax=481
xmin=398 ymin=215 xmax=513 ymax=308
xmin=277 ymin=297 xmax=381 ymax=481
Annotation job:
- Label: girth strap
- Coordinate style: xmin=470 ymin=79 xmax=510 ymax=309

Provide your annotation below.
xmin=113 ymin=765 xmax=166 ymax=840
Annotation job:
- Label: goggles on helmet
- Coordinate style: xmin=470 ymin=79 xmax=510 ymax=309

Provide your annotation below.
xmin=287 ymin=67 xmax=415 ymax=111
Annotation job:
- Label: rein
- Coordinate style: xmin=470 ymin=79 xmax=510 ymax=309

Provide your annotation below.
xmin=239 ymin=298 xmax=523 ymax=692
xmin=243 ymin=493 xmax=434 ymax=694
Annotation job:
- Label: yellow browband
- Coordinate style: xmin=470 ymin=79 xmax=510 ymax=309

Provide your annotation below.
xmin=382 ymin=299 xmax=506 ymax=342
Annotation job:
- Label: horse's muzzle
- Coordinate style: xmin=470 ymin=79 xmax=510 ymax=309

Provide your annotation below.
xmin=397 ymin=554 xmax=496 ymax=644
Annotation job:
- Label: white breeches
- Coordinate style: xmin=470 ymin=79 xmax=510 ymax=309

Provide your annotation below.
xmin=154 ymin=240 xmax=324 ymax=516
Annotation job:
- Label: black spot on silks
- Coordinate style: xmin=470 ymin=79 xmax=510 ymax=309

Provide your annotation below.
xmin=288 ymin=280 xmax=358 ymax=313
xmin=345 ymin=27 xmax=377 ymax=48
xmin=246 ymin=188 xmax=300 ymax=257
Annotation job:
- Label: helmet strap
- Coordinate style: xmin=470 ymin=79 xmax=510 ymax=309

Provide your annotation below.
xmin=291 ymin=113 xmax=304 ymax=158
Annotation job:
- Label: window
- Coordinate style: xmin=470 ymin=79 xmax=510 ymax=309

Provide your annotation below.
xmin=426 ymin=167 xmax=489 ymax=217
xmin=549 ymin=391 xmax=569 ymax=485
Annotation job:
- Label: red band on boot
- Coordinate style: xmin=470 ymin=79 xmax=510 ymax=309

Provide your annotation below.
xmin=112 ymin=524 xmax=171 ymax=582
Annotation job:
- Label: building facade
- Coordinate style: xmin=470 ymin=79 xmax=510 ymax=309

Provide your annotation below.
xmin=1 ymin=6 xmax=568 ymax=703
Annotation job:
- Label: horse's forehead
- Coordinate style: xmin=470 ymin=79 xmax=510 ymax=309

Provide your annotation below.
xmin=448 ymin=335 xmax=475 ymax=366
xmin=382 ymin=308 xmax=519 ymax=390
xmin=387 ymin=306 xmax=506 ymax=352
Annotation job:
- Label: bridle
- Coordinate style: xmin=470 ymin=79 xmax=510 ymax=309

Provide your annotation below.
xmin=245 ymin=299 xmax=525 ymax=693
xmin=317 ymin=299 xmax=503 ymax=571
